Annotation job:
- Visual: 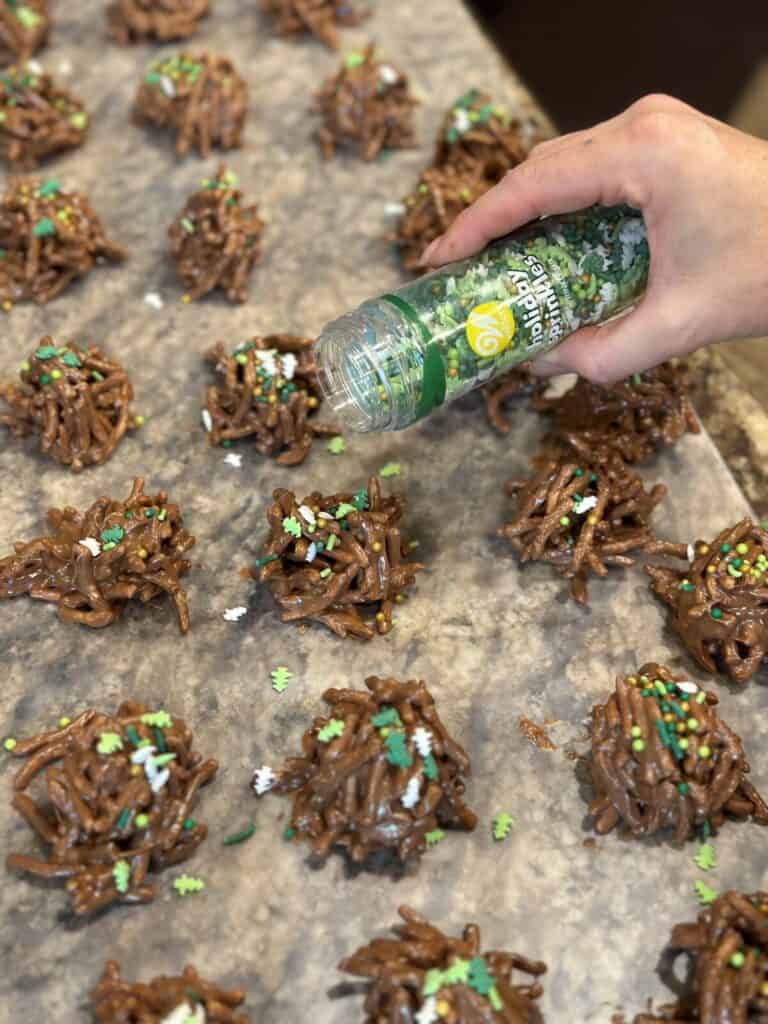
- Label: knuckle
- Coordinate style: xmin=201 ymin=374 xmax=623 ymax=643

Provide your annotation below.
xmin=629 ymin=93 xmax=685 ymax=117
xmin=628 ymin=108 xmax=683 ymax=149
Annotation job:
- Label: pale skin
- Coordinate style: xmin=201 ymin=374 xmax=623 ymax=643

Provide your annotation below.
xmin=422 ymin=94 xmax=768 ymax=383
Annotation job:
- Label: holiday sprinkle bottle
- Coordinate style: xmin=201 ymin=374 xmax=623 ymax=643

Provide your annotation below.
xmin=314 ymin=204 xmax=649 ymax=431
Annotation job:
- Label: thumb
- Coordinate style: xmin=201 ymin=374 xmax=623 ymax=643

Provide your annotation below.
xmin=528 ymin=293 xmax=692 ymax=384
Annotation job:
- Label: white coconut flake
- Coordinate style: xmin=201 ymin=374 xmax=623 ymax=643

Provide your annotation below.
xmin=26 ymin=59 xmax=43 ymax=74
xmin=298 ymin=504 xmax=316 ymax=526
xmin=161 ymin=1004 xmax=206 ymax=1024
xmin=305 ymin=542 xmax=318 ymax=563
xmin=253 ymin=766 xmax=275 ymax=795
xmin=160 ymin=75 xmax=176 ymax=97
xmin=378 ymin=64 xmax=399 ymax=85
xmin=401 ymin=775 xmax=421 ymax=810
xmin=224 ymin=452 xmax=243 ymax=469
xmin=223 ymin=606 xmax=247 ymax=622
xmin=676 ymin=681 xmax=699 ymax=695
xmin=317 ymin=511 xmax=334 ymax=521
xmin=79 ymin=537 xmax=102 ymax=558
xmin=201 ymin=408 xmax=213 ymax=432
xmin=574 ymin=495 xmax=598 ymax=515
xmin=255 ymin=349 xmax=278 ymax=377
xmin=144 ymin=292 xmax=164 ymax=310
xmin=415 ymin=996 xmax=439 ymax=1024
xmin=281 ymin=353 xmax=298 ymax=381
xmin=412 ymin=726 xmax=433 ymax=757
xmin=687 ymin=544 xmax=696 ymax=562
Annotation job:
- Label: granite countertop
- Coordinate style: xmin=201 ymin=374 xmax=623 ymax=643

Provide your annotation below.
xmin=0 ymin=3 xmax=766 ymax=1023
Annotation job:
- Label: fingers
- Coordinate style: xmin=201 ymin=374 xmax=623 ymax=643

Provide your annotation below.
xmin=422 ymin=131 xmax=639 ymax=268
xmin=529 ymin=293 xmax=694 ymax=384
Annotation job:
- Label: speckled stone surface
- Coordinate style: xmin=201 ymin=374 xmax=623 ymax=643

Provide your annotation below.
xmin=0 ymin=3 xmax=766 ymax=1022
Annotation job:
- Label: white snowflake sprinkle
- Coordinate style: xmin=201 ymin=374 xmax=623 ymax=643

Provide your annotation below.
xmin=160 ymin=76 xmax=176 ymax=98
xmin=130 ymin=745 xmax=156 ymax=766
xmin=412 ymin=727 xmax=433 ymax=757
xmin=378 ymin=64 xmax=399 ymax=85
xmin=281 ymin=353 xmax=297 ymax=381
xmin=305 ymin=542 xmax=317 ymax=563
xmin=574 ymin=495 xmax=598 ymax=515
xmin=224 ymin=452 xmax=243 ymax=469
xmin=79 ymin=537 xmax=102 ymax=558
xmin=201 ymin=409 xmax=213 ymax=432
xmin=452 ymin=108 xmax=471 ymax=134
xmin=144 ymin=292 xmax=164 ymax=310
xmin=676 ymin=681 xmax=699 ymax=694
xmin=161 ymin=1004 xmax=206 ymax=1024
xmin=223 ymin=606 xmax=247 ymax=622
xmin=253 ymin=766 xmax=276 ymax=795
xmin=415 ymin=996 xmax=439 ymax=1024
xmin=384 ymin=201 xmax=406 ymax=218
xmin=149 ymin=768 xmax=170 ymax=794
xmin=254 ymin=349 xmax=278 ymax=377
xmin=298 ymin=505 xmax=316 ymax=526
xmin=687 ymin=544 xmax=696 ymax=562
xmin=26 ymin=59 xmax=43 ymax=74
xmin=401 ymin=775 xmax=421 ymax=810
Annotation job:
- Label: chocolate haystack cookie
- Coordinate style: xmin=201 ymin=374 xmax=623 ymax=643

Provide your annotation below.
xmin=6 ymin=703 xmax=218 ymax=916
xmin=0 ymin=175 xmax=124 ymax=307
xmin=0 ymin=65 xmax=87 ymax=169
xmin=533 ymin=363 xmax=700 ymax=465
xmin=107 ymin=0 xmax=209 ymax=44
xmin=0 ymin=477 xmax=195 ymax=632
xmin=633 ymin=890 xmax=768 ymax=1023
xmin=588 ymin=662 xmax=768 ymax=844
xmin=260 ymin=0 xmax=369 ymax=50
xmin=134 ymin=52 xmax=247 ymax=157
xmin=647 ymin=519 xmax=768 ymax=684
xmin=257 ymin=475 xmax=423 ymax=639
xmin=0 ymin=337 xmax=140 ymax=471
xmin=435 ymin=88 xmax=541 ymax=179
xmin=92 ymin=961 xmax=248 ymax=1023
xmin=0 ymin=1 xmax=49 ymax=61
xmin=340 ymin=905 xmax=546 ymax=1023
xmin=499 ymin=453 xmax=669 ymax=604
xmin=483 ymin=367 xmax=535 ymax=435
xmin=394 ymin=162 xmax=491 ymax=273
xmin=315 ymin=44 xmax=417 ymax=161
xmin=168 ymin=166 xmax=263 ymax=303
xmin=203 ymin=334 xmax=335 ymax=464
xmin=253 ymin=676 xmax=477 ymax=863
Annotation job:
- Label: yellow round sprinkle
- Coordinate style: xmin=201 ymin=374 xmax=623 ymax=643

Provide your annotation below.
xmin=58 ymin=716 xmax=71 ymax=728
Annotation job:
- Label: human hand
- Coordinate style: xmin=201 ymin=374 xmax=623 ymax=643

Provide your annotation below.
xmin=422 ymin=95 xmax=768 ymax=382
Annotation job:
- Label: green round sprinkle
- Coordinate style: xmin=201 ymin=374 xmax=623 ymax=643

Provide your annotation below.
xmin=182 ymin=818 xmax=196 ymax=831
xmin=710 ymin=607 xmax=723 ymax=620
xmin=39 ymin=373 xmax=50 ymax=385
xmin=144 ymin=509 xmax=155 ymax=518
xmin=640 ymin=689 xmax=652 ymax=698
xmin=697 ymin=745 xmax=711 ymax=759
xmin=720 ymin=543 xmax=731 ymax=553
xmin=559 ymin=516 xmax=570 ymax=527
xmin=631 ymin=739 xmax=645 ymax=753
xmin=4 ymin=737 xmax=17 ymax=751
xmin=677 ymin=782 xmax=689 ymax=794
xmin=730 ymin=951 xmax=745 ymax=968
xmin=731 ymin=557 xmax=742 ymax=569
xmin=630 ymin=726 xmax=642 ymax=738
xmin=283 ymin=826 xmax=295 ymax=840
xmin=135 ymin=813 xmax=149 ymax=828
xmin=573 ymin=468 xmax=584 ymax=477
xmin=686 ymin=718 xmax=699 ymax=731
xmin=666 ymin=683 xmax=676 ymax=692
xmin=736 ymin=543 xmax=748 ymax=555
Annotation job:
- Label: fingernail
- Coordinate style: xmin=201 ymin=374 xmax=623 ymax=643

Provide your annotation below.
xmin=530 ymin=353 xmax=569 ymax=376
xmin=420 ymin=237 xmax=441 ymax=266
